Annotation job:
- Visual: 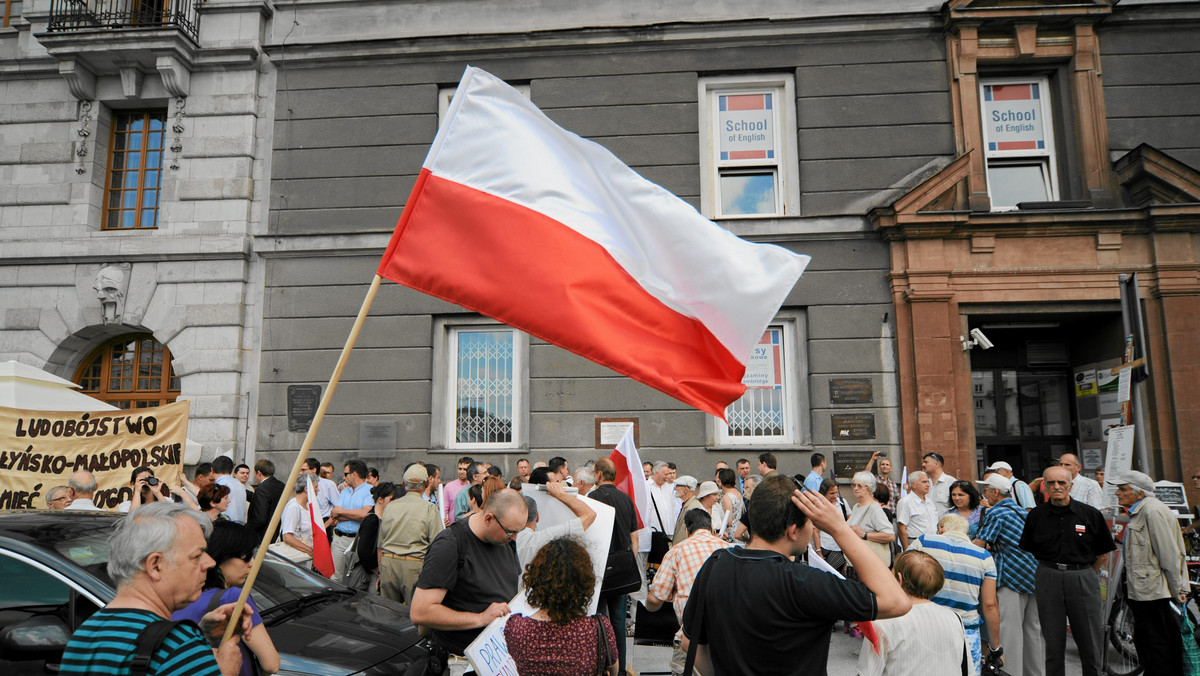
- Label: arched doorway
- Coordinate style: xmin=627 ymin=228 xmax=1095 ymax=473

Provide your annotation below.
xmin=74 ymin=334 xmax=181 ymax=409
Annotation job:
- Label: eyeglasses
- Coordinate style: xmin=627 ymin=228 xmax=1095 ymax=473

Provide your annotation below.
xmin=490 ymin=515 xmax=522 ymax=540
xmin=1193 ymin=475 xmax=1200 ymax=480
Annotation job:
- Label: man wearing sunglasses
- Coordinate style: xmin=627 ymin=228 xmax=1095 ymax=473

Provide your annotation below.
xmin=411 ymin=488 xmax=528 ymax=658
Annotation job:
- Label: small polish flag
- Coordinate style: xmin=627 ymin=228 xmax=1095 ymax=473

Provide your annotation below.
xmin=307 ymin=477 xmax=335 ymax=578
xmin=377 ymin=66 xmax=809 ymax=418
xmin=609 ymin=428 xmax=649 ymax=530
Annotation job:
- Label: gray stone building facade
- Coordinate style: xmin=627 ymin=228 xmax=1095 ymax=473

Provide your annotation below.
xmin=3 ymin=0 xmax=1198 ymax=486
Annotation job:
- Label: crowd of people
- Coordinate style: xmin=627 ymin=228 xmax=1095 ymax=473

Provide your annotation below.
xmin=43 ymin=447 xmax=1192 ymax=676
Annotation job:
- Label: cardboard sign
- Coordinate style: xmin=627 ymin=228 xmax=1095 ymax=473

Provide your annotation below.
xmin=1101 ymin=425 xmax=1135 ymax=510
xmin=0 ymin=401 xmax=190 ymax=509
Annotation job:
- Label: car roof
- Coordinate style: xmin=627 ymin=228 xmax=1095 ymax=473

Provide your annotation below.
xmin=0 ymin=510 xmax=122 ymax=545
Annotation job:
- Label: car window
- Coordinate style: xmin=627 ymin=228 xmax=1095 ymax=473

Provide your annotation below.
xmin=250 ymin=556 xmax=341 ymax=611
xmin=0 ymin=552 xmax=70 ymax=609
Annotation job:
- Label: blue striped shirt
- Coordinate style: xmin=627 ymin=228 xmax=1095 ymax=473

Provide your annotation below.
xmin=60 ymin=608 xmax=220 ymax=676
xmin=910 ymin=532 xmax=996 ymax=627
xmin=975 ymin=498 xmax=1037 ymax=595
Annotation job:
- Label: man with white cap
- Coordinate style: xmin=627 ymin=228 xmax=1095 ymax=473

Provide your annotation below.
xmin=975 ymin=473 xmax=1044 ymax=676
xmin=1111 ymin=469 xmax=1188 ymax=676
xmin=983 ymin=461 xmax=1036 ymax=510
xmin=672 ymin=476 xmax=702 ymax=545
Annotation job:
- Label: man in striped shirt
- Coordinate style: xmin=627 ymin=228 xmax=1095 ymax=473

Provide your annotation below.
xmin=910 ymin=514 xmax=1000 ymax=676
xmin=60 ymin=502 xmax=250 ymax=676
xmin=975 ymin=474 xmax=1044 ymax=676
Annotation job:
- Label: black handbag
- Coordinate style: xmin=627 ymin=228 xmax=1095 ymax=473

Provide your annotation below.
xmin=648 ymin=493 xmax=670 ymax=564
xmin=601 ymin=548 xmax=643 ymax=595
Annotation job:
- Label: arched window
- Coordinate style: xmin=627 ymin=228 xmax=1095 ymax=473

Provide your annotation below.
xmin=75 ymin=335 xmax=181 ymax=409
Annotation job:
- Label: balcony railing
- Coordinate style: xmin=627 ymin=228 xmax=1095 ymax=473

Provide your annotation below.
xmin=47 ymin=0 xmax=199 ymax=42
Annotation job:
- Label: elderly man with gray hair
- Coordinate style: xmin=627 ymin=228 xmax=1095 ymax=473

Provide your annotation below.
xmin=59 ymin=502 xmax=252 ymax=676
xmin=45 ymin=485 xmax=72 ymax=509
xmin=1112 ymin=469 xmax=1188 ymax=675
xmin=65 ymin=469 xmax=104 ymax=511
xmin=896 ymin=470 xmax=938 ymax=548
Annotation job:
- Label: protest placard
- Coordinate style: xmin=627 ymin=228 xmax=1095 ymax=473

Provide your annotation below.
xmin=0 ymin=401 xmax=190 ymax=509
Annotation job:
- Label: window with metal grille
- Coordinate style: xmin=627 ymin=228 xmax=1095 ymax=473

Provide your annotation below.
xmin=75 ymin=335 xmax=181 ymax=409
xmin=104 ymin=111 xmax=166 ymax=230
xmin=714 ymin=322 xmax=804 ymax=446
xmin=449 ymin=327 xmax=521 ymax=447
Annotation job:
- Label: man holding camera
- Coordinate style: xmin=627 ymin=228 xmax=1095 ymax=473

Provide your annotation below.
xmin=682 ymin=475 xmax=911 ymax=674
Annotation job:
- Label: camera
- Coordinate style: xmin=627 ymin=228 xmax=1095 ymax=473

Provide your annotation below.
xmin=145 ymin=477 xmax=159 ymax=486
xmin=961 ymin=328 xmax=994 ymax=351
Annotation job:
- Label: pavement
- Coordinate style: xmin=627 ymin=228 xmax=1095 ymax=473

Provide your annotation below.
xmin=626 ymin=623 xmax=1085 ymax=674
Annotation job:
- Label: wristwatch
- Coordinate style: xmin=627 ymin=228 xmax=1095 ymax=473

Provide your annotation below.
xmin=861 ymin=531 xmax=868 ymax=540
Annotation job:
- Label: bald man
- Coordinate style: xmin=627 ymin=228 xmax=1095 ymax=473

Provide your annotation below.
xmin=65 ymin=470 xmax=103 ymax=511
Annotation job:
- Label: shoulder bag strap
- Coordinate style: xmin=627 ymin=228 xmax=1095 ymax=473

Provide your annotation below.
xmin=594 ymin=614 xmax=611 ymax=676
xmin=649 ymin=491 xmax=665 ymax=533
xmin=132 ymin=619 xmax=185 ymax=676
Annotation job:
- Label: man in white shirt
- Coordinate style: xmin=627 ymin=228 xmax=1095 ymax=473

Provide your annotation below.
xmin=515 ymin=479 xmax=596 ymax=570
xmin=211 ymin=455 xmax=247 ymax=523
xmin=896 ymin=471 xmax=939 ymax=548
xmin=64 ymin=470 xmax=104 ymax=511
xmin=302 ymin=457 xmax=340 ymax=531
xmin=923 ymin=452 xmax=957 ymax=509
xmin=1059 ymin=453 xmax=1103 ymax=507
xmin=641 ymin=461 xmax=679 ymax=566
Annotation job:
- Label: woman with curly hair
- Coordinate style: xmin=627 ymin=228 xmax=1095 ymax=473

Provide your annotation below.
xmin=504 ymin=537 xmax=618 ymax=675
xmin=944 ymin=480 xmax=986 ymax=539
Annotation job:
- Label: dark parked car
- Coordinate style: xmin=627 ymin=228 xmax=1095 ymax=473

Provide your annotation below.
xmin=0 ymin=511 xmax=426 ymax=675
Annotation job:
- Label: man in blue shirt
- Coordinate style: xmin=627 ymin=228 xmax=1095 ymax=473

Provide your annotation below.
xmin=984 ymin=461 xmax=1037 ymax=510
xmin=330 ymin=458 xmax=374 ymax=582
xmin=975 ymin=474 xmax=1044 ymax=676
xmin=804 ymin=453 xmax=827 ymax=494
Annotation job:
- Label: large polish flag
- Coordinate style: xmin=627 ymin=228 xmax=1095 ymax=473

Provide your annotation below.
xmin=306 ymin=477 xmax=335 ymax=578
xmin=609 ymin=427 xmax=650 ymax=529
xmin=377 ymin=67 xmax=810 ymax=417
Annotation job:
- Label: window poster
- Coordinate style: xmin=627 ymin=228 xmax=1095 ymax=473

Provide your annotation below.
xmin=718 ymin=93 xmax=776 ymax=160
xmin=982 ymin=83 xmax=1046 ymax=152
xmin=743 ymin=330 xmax=783 ymax=390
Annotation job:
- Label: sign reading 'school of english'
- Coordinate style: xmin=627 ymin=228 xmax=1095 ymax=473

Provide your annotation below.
xmin=718 ymin=92 xmax=776 ymax=160
xmin=982 ymin=83 xmax=1046 ymax=151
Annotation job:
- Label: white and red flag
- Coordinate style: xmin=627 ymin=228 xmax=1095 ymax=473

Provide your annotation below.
xmin=306 ymin=477 xmax=335 ymax=578
xmin=377 ymin=66 xmax=809 ymax=418
xmin=609 ymin=427 xmax=650 ymax=529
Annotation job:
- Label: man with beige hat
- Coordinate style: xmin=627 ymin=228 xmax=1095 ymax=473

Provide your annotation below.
xmin=379 ymin=463 xmax=444 ymax=604
xmin=672 ymin=475 xmax=702 ymax=545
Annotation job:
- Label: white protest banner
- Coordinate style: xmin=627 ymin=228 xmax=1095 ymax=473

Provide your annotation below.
xmin=0 ymin=401 xmax=190 ymax=509
xmin=519 ymin=486 xmax=615 ymax=615
xmin=1101 ymin=425 xmax=1135 ymax=509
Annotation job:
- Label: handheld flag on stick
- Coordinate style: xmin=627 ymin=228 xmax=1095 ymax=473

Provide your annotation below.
xmin=609 ymin=427 xmax=649 ymax=530
xmin=377 ymin=66 xmax=809 ymax=418
xmin=307 ymin=477 xmax=335 ymax=577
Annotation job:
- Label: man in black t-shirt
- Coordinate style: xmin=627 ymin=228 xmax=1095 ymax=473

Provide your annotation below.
xmin=588 ymin=457 xmax=640 ymax=675
xmin=1019 ymin=466 xmax=1115 ymax=676
xmin=682 ymin=475 xmax=911 ymax=675
xmin=410 ymin=487 xmax=528 ymax=655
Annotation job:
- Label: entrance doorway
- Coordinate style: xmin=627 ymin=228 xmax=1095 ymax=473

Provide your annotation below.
xmin=967 ymin=310 xmax=1123 ymax=483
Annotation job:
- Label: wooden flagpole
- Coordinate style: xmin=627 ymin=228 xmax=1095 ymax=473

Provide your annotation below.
xmin=220 ymin=273 xmax=383 ymax=646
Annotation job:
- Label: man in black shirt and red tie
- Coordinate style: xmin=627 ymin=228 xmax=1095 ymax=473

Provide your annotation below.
xmin=1019 ymin=465 xmax=1115 ymax=676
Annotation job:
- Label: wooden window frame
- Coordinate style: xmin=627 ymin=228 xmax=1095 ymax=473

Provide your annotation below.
xmin=75 ymin=335 xmax=181 ymax=409
xmin=103 ymin=110 xmax=166 ymax=231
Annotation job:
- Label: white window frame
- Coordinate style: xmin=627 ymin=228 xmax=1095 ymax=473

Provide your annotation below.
xmin=430 ymin=317 xmax=529 ymax=452
xmin=698 ymin=74 xmax=801 ymax=219
xmin=979 ymin=75 xmax=1060 ymax=211
xmin=708 ymin=312 xmax=809 ymax=448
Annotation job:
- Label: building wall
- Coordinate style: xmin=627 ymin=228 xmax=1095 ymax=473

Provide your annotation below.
xmin=0 ymin=0 xmax=274 ymax=460
xmin=256 ymin=6 xmax=949 ymax=478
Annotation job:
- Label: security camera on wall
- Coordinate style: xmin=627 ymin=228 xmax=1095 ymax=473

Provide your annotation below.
xmin=961 ymin=328 xmax=994 ymax=351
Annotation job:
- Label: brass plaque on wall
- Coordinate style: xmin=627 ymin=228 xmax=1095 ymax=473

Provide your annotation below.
xmin=829 ymin=378 xmax=873 ymax=404
xmin=595 ymin=418 xmax=639 ymax=450
xmin=833 ymin=451 xmax=877 ymax=480
xmin=287 ymin=384 xmax=321 ymax=432
xmin=831 ymin=413 xmax=875 ymax=440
